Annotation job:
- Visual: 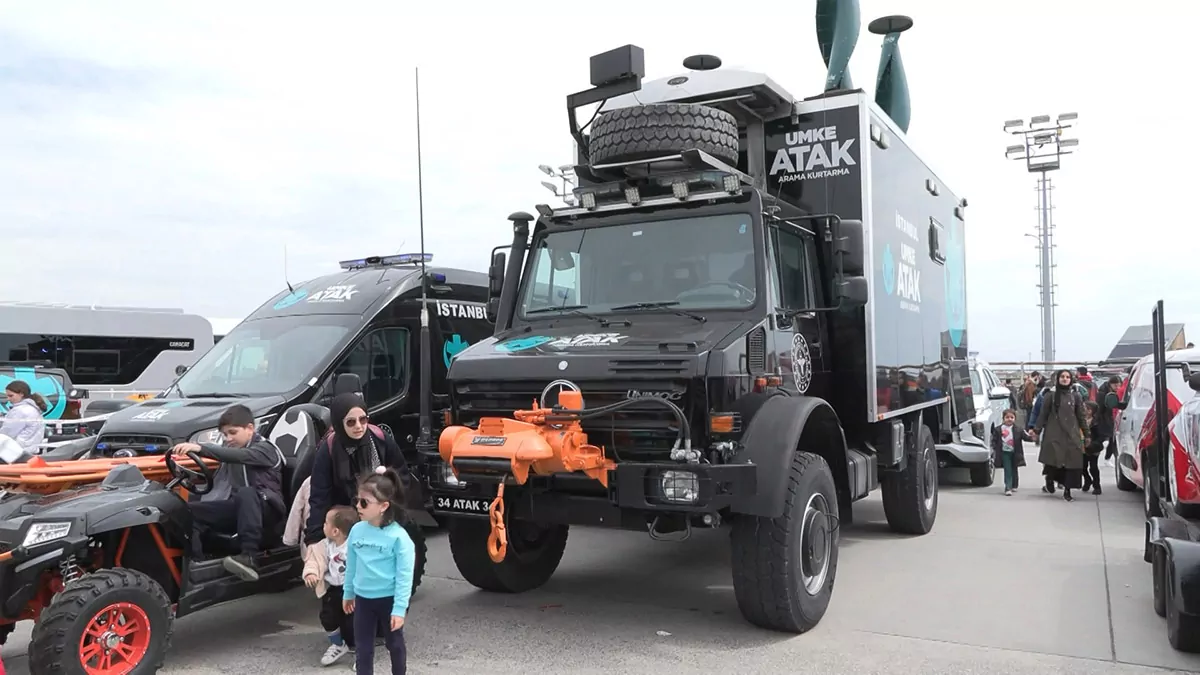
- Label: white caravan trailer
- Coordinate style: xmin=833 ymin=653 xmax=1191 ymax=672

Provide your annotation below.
xmin=0 ymin=302 xmax=213 ymax=413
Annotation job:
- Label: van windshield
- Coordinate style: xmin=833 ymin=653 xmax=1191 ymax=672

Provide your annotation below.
xmin=173 ymin=314 xmax=355 ymax=397
xmin=519 ymin=212 xmax=757 ymax=317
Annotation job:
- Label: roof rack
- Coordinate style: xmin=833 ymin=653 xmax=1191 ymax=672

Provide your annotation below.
xmin=339 ymin=252 xmax=433 ymax=271
xmin=562 ymin=149 xmax=751 ymax=215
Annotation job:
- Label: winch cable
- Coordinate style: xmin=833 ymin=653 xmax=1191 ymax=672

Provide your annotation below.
xmin=542 ymin=396 xmax=691 ymax=449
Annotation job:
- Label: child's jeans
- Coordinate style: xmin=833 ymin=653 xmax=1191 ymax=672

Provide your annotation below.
xmin=320 ymin=585 xmax=355 ymax=648
xmin=1002 ymin=451 xmax=1019 ymax=491
xmin=353 ymin=595 xmax=406 ymax=675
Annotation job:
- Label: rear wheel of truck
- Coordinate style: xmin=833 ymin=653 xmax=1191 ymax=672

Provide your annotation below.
xmin=448 ymin=517 xmax=568 ymax=593
xmin=882 ymin=423 xmax=939 ymax=535
xmin=969 ymin=453 xmax=995 ymax=487
xmin=730 ymin=451 xmax=839 ymax=633
xmin=1152 ymin=544 xmax=1168 ymax=618
xmin=30 ymin=567 xmax=173 ymax=675
xmin=1166 ymin=558 xmax=1200 ymax=652
xmin=587 ymin=103 xmax=740 ymax=166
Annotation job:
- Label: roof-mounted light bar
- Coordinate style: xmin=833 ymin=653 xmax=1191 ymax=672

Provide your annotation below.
xmin=339 ymin=252 xmax=434 ymax=270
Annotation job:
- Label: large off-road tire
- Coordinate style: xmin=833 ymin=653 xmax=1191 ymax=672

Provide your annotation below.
xmin=403 ymin=519 xmax=428 ymax=596
xmin=969 ymin=453 xmax=996 ymax=487
xmin=1166 ymin=560 xmax=1200 ymax=652
xmin=1115 ymin=454 xmax=1137 ymax=492
xmin=588 ymin=103 xmax=740 ymax=166
xmin=1153 ymin=545 xmax=1168 ymax=618
xmin=29 ymin=567 xmax=173 ymax=675
xmin=730 ymin=451 xmax=839 ymax=633
xmin=448 ymin=517 xmax=568 ymax=593
xmin=882 ymin=423 xmax=939 ymax=535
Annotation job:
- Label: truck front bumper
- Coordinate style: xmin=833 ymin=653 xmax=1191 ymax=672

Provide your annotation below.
xmin=937 ymin=442 xmax=991 ymax=467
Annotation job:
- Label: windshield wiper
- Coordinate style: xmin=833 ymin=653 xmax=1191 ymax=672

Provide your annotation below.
xmin=526 ymin=304 xmax=627 ymax=326
xmin=610 ymin=301 xmax=706 ymax=323
xmin=185 ymin=392 xmax=249 ymax=399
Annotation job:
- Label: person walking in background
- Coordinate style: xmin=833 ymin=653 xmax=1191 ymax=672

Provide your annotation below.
xmin=1097 ymin=375 xmax=1124 ymax=466
xmin=0 ymin=380 xmax=48 ymax=453
xmin=1080 ymin=401 xmax=1105 ymax=495
xmin=991 ymin=408 xmax=1031 ymax=496
xmin=1034 ymin=369 xmax=1088 ymax=502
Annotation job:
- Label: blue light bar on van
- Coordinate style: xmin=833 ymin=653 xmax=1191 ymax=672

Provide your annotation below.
xmin=338 ymin=253 xmax=434 ymax=270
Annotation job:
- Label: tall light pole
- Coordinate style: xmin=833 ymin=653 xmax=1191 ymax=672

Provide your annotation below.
xmin=1004 ymin=113 xmax=1079 ymax=363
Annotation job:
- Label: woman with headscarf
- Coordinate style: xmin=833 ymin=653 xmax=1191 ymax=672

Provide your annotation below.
xmin=1 ymin=380 xmax=48 ymax=454
xmin=303 ymin=393 xmax=410 ymax=546
xmin=1033 ymin=368 xmax=1088 ymax=501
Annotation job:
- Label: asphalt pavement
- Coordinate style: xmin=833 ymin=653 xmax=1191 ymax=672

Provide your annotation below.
xmin=4 ymin=460 xmax=1200 ymax=674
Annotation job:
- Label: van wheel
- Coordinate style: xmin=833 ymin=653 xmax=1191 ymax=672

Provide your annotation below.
xmin=448 ymin=517 xmax=568 ymax=593
xmin=587 ymin=103 xmax=740 ymax=166
xmin=30 ymin=567 xmax=173 ymax=675
xmin=1116 ymin=454 xmax=1137 ymax=492
xmin=1153 ymin=545 xmax=1168 ymax=618
xmin=882 ymin=423 xmax=938 ymax=534
xmin=969 ymin=454 xmax=996 ymax=487
xmin=731 ymin=451 xmax=838 ymax=633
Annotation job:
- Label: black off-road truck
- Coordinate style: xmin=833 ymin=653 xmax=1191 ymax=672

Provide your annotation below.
xmin=425 ymin=6 xmax=972 ymax=634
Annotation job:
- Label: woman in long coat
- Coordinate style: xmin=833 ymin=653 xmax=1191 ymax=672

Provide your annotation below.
xmin=1034 ymin=369 xmax=1088 ymax=501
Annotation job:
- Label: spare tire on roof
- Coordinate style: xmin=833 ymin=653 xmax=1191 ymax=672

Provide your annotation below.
xmin=588 ymin=102 xmax=740 ymax=166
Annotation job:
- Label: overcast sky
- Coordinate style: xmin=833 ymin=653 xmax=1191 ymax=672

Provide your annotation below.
xmin=1 ymin=1 xmax=1194 ymax=362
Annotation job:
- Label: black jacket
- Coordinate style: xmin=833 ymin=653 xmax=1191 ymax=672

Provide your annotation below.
xmin=303 ymin=426 xmax=408 ymax=545
xmin=194 ymin=435 xmax=285 ymax=506
xmin=991 ymin=423 xmax=1031 ymax=466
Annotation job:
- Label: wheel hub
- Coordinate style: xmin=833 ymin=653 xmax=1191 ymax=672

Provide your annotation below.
xmin=798 ymin=493 xmax=832 ymax=595
xmin=922 ymin=447 xmax=937 ymax=509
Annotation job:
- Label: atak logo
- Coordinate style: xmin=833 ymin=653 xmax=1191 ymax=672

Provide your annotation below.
xmin=884 ymin=212 xmax=923 ymax=314
xmin=626 ymin=389 xmax=682 ymax=401
xmin=443 ymin=334 xmax=470 ymax=368
xmin=770 ymin=124 xmax=856 ymax=184
xmin=308 ymin=284 xmax=358 ymax=303
xmin=0 ymin=367 xmax=66 ymax=419
xmin=494 ymin=333 xmax=628 ymax=353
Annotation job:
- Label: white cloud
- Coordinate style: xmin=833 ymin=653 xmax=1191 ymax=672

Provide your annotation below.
xmin=1 ymin=0 xmax=1197 ymax=361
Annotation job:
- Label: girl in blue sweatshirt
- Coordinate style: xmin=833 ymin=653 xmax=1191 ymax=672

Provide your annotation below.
xmin=344 ymin=466 xmax=416 ymax=675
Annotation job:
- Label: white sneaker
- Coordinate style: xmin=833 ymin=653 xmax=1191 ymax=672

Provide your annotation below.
xmin=321 ymin=643 xmax=350 ymax=666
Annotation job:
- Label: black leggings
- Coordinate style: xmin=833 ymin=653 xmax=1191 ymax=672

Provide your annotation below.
xmin=1081 ymin=454 xmax=1101 ymax=491
xmin=353 ymin=595 xmax=406 ymax=675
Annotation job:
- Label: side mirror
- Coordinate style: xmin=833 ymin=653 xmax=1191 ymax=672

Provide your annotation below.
xmin=835 ymin=219 xmax=864 ymax=276
xmin=1189 ymin=372 xmax=1200 ymax=393
xmin=989 ymin=385 xmax=1011 ymax=401
xmin=488 ymin=251 xmax=506 ymax=298
xmin=837 ymin=276 xmax=868 ymax=308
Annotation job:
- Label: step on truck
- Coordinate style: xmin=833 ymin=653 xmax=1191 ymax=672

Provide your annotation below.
xmin=1143 ymin=300 xmax=1200 ymax=651
xmin=425 ymin=4 xmax=970 ymax=633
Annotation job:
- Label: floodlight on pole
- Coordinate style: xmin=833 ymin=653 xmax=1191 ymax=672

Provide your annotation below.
xmin=1002 ymin=112 xmax=1080 ymax=363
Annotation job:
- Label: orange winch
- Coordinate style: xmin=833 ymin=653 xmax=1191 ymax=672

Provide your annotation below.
xmin=438 ymin=386 xmax=615 ymax=562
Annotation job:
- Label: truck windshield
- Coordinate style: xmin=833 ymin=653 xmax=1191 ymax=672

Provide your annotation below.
xmin=173 ymin=314 xmax=354 ymax=397
xmin=520 ymin=212 xmax=756 ymax=316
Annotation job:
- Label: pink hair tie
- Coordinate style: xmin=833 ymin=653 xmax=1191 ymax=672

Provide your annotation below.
xmin=374 ymin=465 xmax=387 ymax=475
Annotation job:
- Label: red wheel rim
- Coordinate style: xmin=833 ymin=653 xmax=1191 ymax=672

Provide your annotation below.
xmin=78 ymin=602 xmax=152 ymax=675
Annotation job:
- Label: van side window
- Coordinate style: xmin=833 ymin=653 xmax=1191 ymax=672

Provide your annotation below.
xmin=770 ymin=227 xmax=814 ymax=309
xmin=331 ymin=328 xmax=409 ymax=404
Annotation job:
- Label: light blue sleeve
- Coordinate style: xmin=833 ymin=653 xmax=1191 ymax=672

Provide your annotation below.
xmin=343 ymin=524 xmax=359 ymax=600
xmin=391 ymin=528 xmax=415 ymax=618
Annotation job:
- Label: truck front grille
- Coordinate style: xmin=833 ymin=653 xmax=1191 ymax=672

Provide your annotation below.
xmin=454 ymin=379 xmax=692 ymax=461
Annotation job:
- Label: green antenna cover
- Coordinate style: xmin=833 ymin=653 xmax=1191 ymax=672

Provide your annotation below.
xmin=869 ymin=15 xmax=914 ymax=133
xmin=816 ymin=0 xmax=860 ymax=92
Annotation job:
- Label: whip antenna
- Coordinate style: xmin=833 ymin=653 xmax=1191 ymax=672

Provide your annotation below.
xmin=414 ymin=66 xmax=435 ymax=458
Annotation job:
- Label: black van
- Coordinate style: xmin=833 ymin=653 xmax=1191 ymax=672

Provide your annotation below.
xmin=86 ymin=253 xmax=492 ymax=520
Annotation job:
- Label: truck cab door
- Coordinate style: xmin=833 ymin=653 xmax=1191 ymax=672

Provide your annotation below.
xmin=766 ymin=224 xmax=827 ymax=396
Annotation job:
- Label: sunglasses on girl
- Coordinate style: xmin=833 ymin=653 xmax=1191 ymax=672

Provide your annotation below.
xmin=345 ymin=415 xmax=369 ymax=428
xmin=356 ymin=497 xmax=383 ymax=509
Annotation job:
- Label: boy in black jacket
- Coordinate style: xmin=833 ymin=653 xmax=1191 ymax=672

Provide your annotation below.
xmin=170 ymin=404 xmax=285 ymax=581
xmin=992 ymin=408 xmax=1032 ymax=496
